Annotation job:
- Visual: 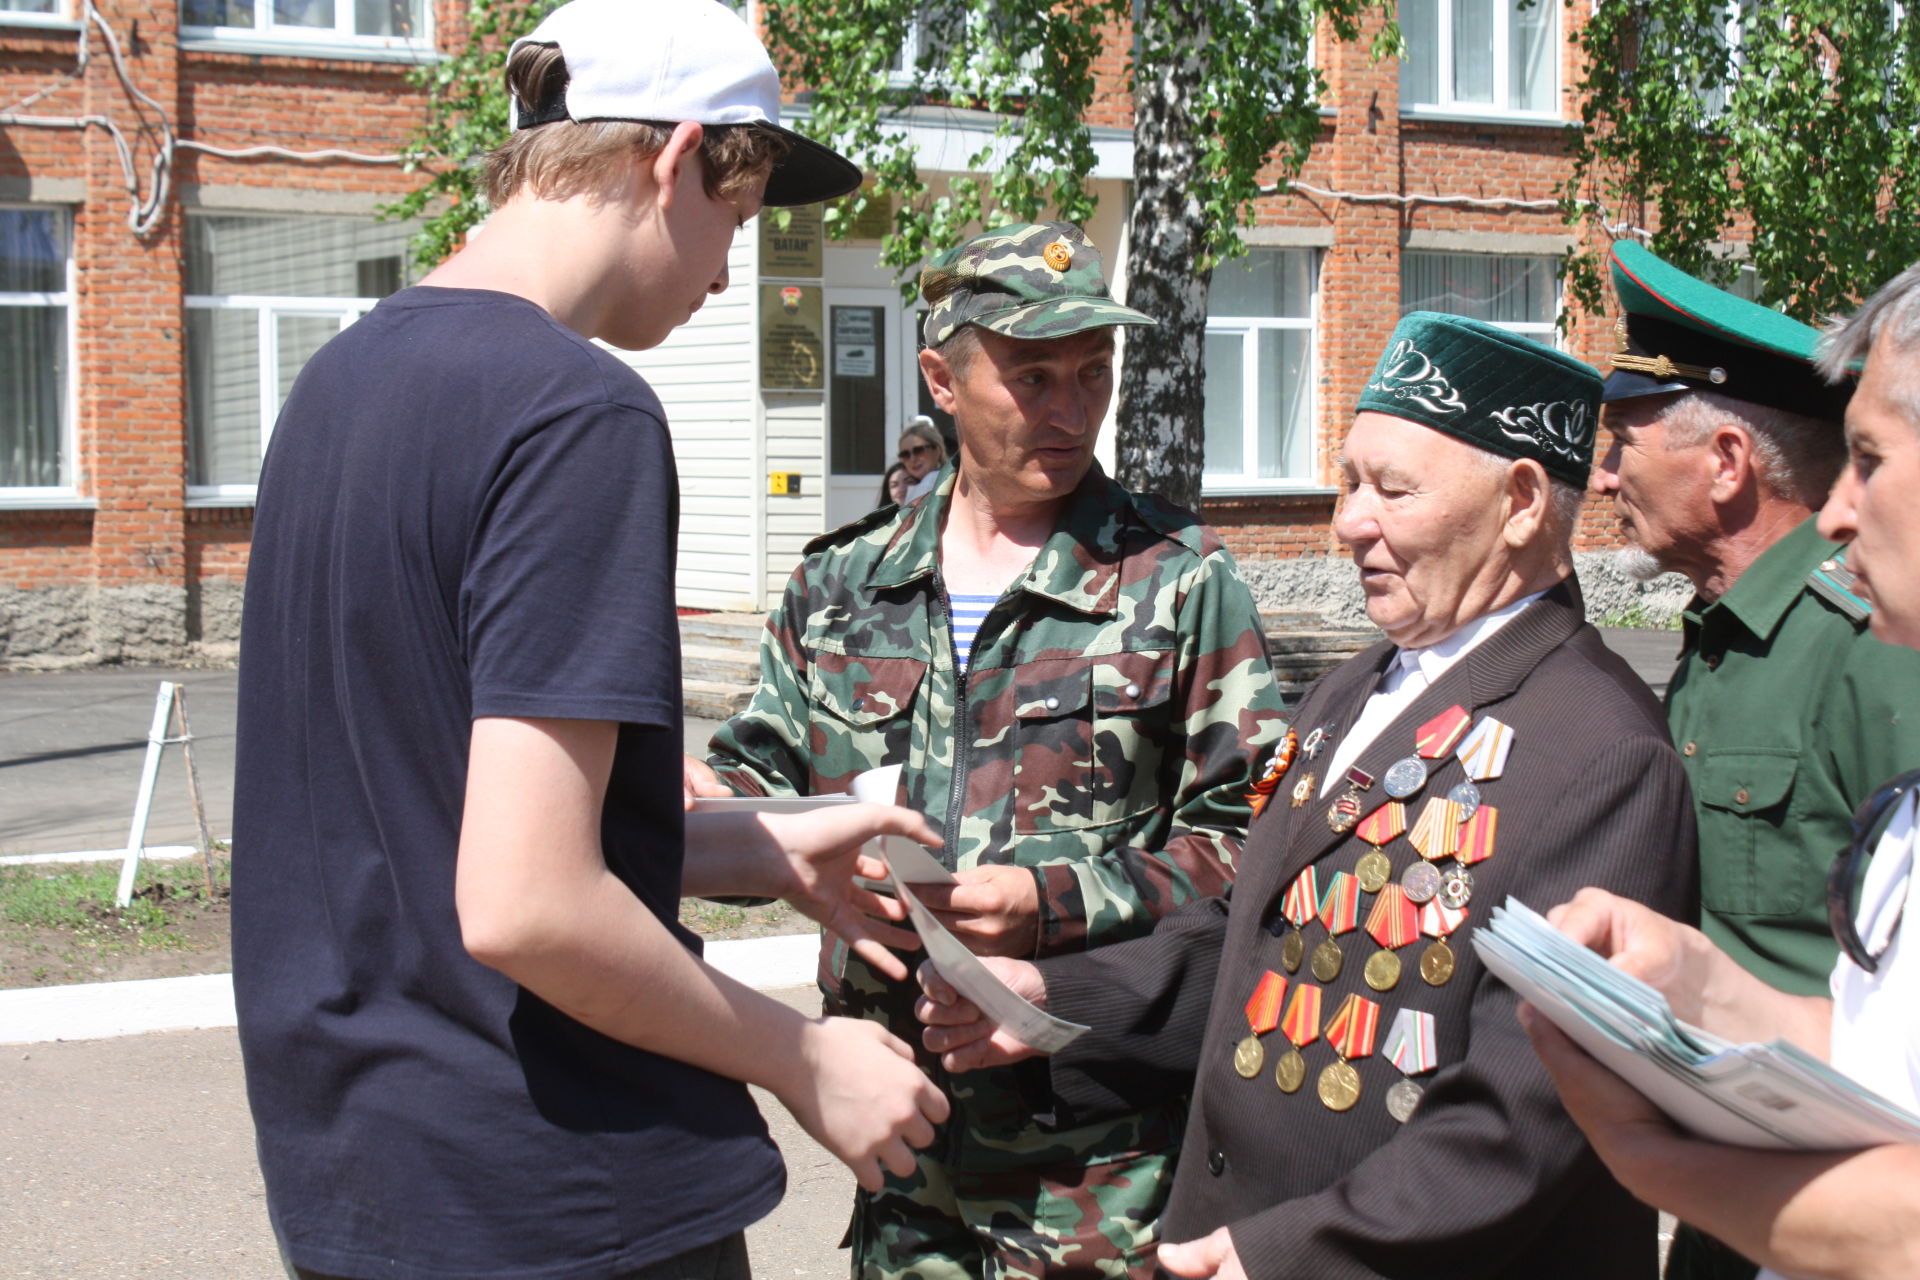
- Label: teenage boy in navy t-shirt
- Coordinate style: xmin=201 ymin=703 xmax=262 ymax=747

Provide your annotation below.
xmin=232 ymin=3 xmax=948 ymax=1277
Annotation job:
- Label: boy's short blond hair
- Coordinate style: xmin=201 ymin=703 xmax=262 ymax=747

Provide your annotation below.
xmin=483 ymin=43 xmax=789 ymax=208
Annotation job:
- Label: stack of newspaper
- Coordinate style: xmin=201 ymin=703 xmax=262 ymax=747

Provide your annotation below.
xmin=1473 ymin=898 xmax=1920 ymax=1151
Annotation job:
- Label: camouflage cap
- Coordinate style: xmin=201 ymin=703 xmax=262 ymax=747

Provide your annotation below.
xmin=919 ymin=221 xmax=1156 ymax=348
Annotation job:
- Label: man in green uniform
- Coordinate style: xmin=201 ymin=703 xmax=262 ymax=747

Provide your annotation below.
xmin=1592 ymin=240 xmax=1920 ymax=1279
xmin=705 ymin=221 xmax=1287 ymax=1279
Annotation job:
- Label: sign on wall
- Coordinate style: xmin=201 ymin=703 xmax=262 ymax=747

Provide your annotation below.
xmin=759 ymin=204 xmax=823 ymax=278
xmin=760 ymin=284 xmax=825 ymax=391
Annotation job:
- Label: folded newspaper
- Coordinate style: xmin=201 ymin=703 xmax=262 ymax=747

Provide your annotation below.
xmin=1474 ymin=897 xmax=1920 ymax=1151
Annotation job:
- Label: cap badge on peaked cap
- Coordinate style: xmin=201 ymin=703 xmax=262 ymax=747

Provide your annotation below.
xmin=1355 ymin=311 xmax=1604 ymax=488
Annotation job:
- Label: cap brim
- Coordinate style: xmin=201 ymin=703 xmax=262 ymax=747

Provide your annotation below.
xmin=1600 ymin=368 xmax=1691 ymax=403
xmin=974 ymin=298 xmax=1158 ymax=340
xmin=762 ymin=128 xmax=862 ymax=207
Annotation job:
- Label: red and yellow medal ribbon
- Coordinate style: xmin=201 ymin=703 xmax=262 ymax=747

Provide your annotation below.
xmin=1415 ymin=705 xmax=1472 ymax=760
xmin=1355 ymin=800 xmax=1407 ymax=849
xmin=1245 ymin=969 xmax=1288 ymax=1035
xmin=1364 ymin=883 xmax=1420 ymax=950
xmin=1323 ymin=992 xmax=1382 ymax=1062
xmin=1408 ymin=797 xmax=1462 ymax=861
xmin=1282 ymin=866 xmax=1320 ymax=929
xmin=1457 ymin=804 xmax=1498 ymax=865
xmin=1420 ymin=899 xmax=1468 ymax=937
xmin=1246 ymin=728 xmax=1299 ymax=817
xmin=1281 ymin=983 xmax=1323 ymax=1048
xmin=1317 ymin=870 xmax=1361 ymax=936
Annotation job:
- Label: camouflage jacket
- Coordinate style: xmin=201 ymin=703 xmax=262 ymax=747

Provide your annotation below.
xmin=709 ymin=466 xmax=1287 ymax=963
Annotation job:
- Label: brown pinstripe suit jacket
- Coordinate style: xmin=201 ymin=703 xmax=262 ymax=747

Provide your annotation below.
xmin=1038 ymin=578 xmax=1699 ymax=1279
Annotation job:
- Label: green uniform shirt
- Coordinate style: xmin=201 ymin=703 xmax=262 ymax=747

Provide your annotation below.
xmin=1667 ymin=516 xmax=1920 ymax=995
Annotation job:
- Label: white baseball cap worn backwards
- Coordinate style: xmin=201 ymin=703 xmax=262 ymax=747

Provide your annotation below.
xmin=508 ymin=0 xmax=862 ymax=208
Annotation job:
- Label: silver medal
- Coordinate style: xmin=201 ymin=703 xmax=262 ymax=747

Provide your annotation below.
xmin=1447 ymin=780 xmax=1481 ymax=822
xmin=1401 ymin=860 xmax=1443 ymax=904
xmin=1438 ymin=866 xmax=1474 ymax=910
xmin=1386 ymin=1077 xmax=1424 ymax=1123
xmin=1383 ymin=756 xmax=1428 ymax=800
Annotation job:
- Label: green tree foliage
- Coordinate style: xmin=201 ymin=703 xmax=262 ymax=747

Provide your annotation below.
xmin=382 ymin=0 xmax=563 ymax=268
xmin=1566 ymin=0 xmax=1920 ymax=321
xmin=766 ymin=0 xmax=1392 ymax=509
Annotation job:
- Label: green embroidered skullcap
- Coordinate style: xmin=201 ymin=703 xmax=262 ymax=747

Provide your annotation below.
xmin=919 ymin=221 xmax=1155 ymax=348
xmin=1604 ymin=240 xmax=1851 ymax=422
xmin=1357 ymin=311 xmax=1602 ymax=488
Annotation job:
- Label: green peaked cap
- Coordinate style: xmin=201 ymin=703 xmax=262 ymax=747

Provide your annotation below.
xmin=1356 ymin=311 xmax=1603 ymax=488
xmin=919 ymin=221 xmax=1155 ymax=348
xmin=1604 ymin=240 xmax=1850 ymax=422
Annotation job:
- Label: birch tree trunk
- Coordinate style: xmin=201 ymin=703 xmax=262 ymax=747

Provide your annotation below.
xmin=1115 ymin=0 xmax=1213 ymax=513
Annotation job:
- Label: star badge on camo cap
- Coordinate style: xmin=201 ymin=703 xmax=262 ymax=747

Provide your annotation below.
xmin=1603 ymin=240 xmax=1853 ymax=423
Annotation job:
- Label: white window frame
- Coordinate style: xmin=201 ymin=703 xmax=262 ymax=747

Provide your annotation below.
xmin=1201 ymin=248 xmax=1327 ymax=496
xmin=1400 ymin=250 xmax=1561 ymax=342
xmin=1400 ymin=0 xmax=1561 ymax=122
xmin=180 ymin=0 xmax=433 ymax=56
xmin=0 ymin=205 xmax=81 ymax=506
xmin=183 ymin=293 xmax=369 ymax=504
xmin=0 ymin=0 xmax=78 ymax=30
xmin=886 ymin=4 xmax=1038 ymax=92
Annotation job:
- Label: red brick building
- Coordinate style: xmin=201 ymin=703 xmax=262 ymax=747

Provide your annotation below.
xmin=0 ymin=0 xmax=1692 ymax=664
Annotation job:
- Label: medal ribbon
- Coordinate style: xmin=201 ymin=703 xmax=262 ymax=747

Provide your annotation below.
xmin=1456 ymin=804 xmax=1498 ymax=865
xmin=1364 ymin=883 xmax=1420 ymax=950
xmin=1323 ymin=992 xmax=1382 ymax=1062
xmin=1355 ymin=800 xmax=1407 ymax=848
xmin=1456 ymin=717 xmax=1515 ymax=781
xmin=1282 ymin=866 xmax=1321 ymax=929
xmin=1419 ymin=899 xmax=1468 ymax=937
xmin=1408 ymin=798 xmax=1462 ymax=860
xmin=1385 ymin=1008 xmax=1437 ymax=1075
xmin=1245 ymin=970 xmax=1288 ymax=1035
xmin=1280 ymin=983 xmax=1322 ymax=1047
xmin=1317 ymin=871 xmax=1361 ymax=936
xmin=1415 ymin=705 xmax=1472 ymax=759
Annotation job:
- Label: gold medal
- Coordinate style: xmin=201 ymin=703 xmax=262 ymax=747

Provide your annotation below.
xmin=1311 ymin=937 xmax=1344 ymax=982
xmin=1233 ymin=1034 xmax=1265 ymax=1079
xmin=1282 ymin=928 xmax=1305 ymax=973
xmin=1274 ymin=1047 xmax=1307 ymax=1093
xmin=1317 ymin=1059 xmax=1361 ymax=1111
xmin=1354 ymin=849 xmax=1391 ymax=894
xmin=1420 ymin=938 xmax=1456 ymax=986
xmin=1363 ymin=947 xmax=1401 ymax=991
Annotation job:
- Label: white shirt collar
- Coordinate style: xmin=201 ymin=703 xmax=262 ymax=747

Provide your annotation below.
xmin=1389 ymin=589 xmax=1548 ymax=691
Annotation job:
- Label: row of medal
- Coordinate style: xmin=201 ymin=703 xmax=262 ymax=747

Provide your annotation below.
xmin=1232 ymin=975 xmax=1436 ymax=1121
xmin=1238 ymin=702 xmax=1517 ymax=1118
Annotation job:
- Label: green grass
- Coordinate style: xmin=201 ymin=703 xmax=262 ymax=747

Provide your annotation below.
xmin=1597 ymin=603 xmax=1686 ymax=631
xmin=0 ymin=855 xmax=230 ymax=952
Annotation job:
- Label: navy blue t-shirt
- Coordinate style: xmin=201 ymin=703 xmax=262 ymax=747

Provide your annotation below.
xmin=232 ymin=287 xmax=784 ymax=1280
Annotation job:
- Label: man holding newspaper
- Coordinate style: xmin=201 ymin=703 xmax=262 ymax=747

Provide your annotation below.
xmin=1522 ymin=263 xmax=1920 ymax=1279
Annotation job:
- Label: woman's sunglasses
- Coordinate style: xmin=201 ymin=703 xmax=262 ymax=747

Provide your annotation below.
xmin=898 ymin=443 xmax=936 ymax=462
xmin=1827 ymin=768 xmax=1920 ymax=973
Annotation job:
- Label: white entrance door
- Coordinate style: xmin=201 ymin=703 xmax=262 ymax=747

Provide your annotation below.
xmin=824 ymin=288 xmax=908 ymax=532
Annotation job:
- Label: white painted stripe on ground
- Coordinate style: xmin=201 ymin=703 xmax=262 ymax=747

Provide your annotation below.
xmin=0 ymin=932 xmax=821 ymax=1045
xmin=0 ymin=845 xmax=200 ymax=867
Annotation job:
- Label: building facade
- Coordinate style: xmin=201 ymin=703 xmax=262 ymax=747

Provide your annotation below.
xmin=0 ymin=0 xmax=1695 ymax=664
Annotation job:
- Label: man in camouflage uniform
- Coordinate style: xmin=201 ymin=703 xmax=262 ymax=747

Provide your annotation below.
xmin=706 ymin=221 xmax=1286 ymax=1279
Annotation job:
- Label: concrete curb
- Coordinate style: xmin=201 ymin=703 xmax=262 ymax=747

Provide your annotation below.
xmin=0 ymin=932 xmax=822 ymax=1045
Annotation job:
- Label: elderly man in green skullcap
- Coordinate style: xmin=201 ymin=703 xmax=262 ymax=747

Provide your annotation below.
xmin=916 ymin=312 xmax=1697 ymax=1279
xmin=702 ymin=221 xmax=1287 ymax=1279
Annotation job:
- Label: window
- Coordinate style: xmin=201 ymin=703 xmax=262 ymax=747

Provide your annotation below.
xmin=1 ymin=208 xmax=72 ymax=494
xmin=1401 ymin=251 xmax=1557 ymax=338
xmin=185 ymin=214 xmax=417 ymax=497
xmin=1203 ymin=248 xmax=1318 ymax=489
xmin=1400 ymin=0 xmax=1558 ymax=116
xmin=1 ymin=0 xmax=71 ymax=25
xmin=181 ymin=0 xmax=429 ymax=50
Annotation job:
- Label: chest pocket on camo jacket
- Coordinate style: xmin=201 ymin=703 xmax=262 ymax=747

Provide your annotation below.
xmin=806 ymin=652 xmax=925 ymax=784
xmin=1011 ymin=650 xmax=1175 ymax=834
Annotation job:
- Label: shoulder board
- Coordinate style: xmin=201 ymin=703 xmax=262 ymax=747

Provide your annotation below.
xmin=1130 ymin=490 xmax=1219 ymax=557
xmin=1807 ymin=548 xmax=1874 ymax=624
xmin=802 ymin=504 xmax=899 ymax=557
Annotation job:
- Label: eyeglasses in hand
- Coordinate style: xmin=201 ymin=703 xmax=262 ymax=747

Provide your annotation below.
xmin=1827 ymin=768 xmax=1920 ymax=974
